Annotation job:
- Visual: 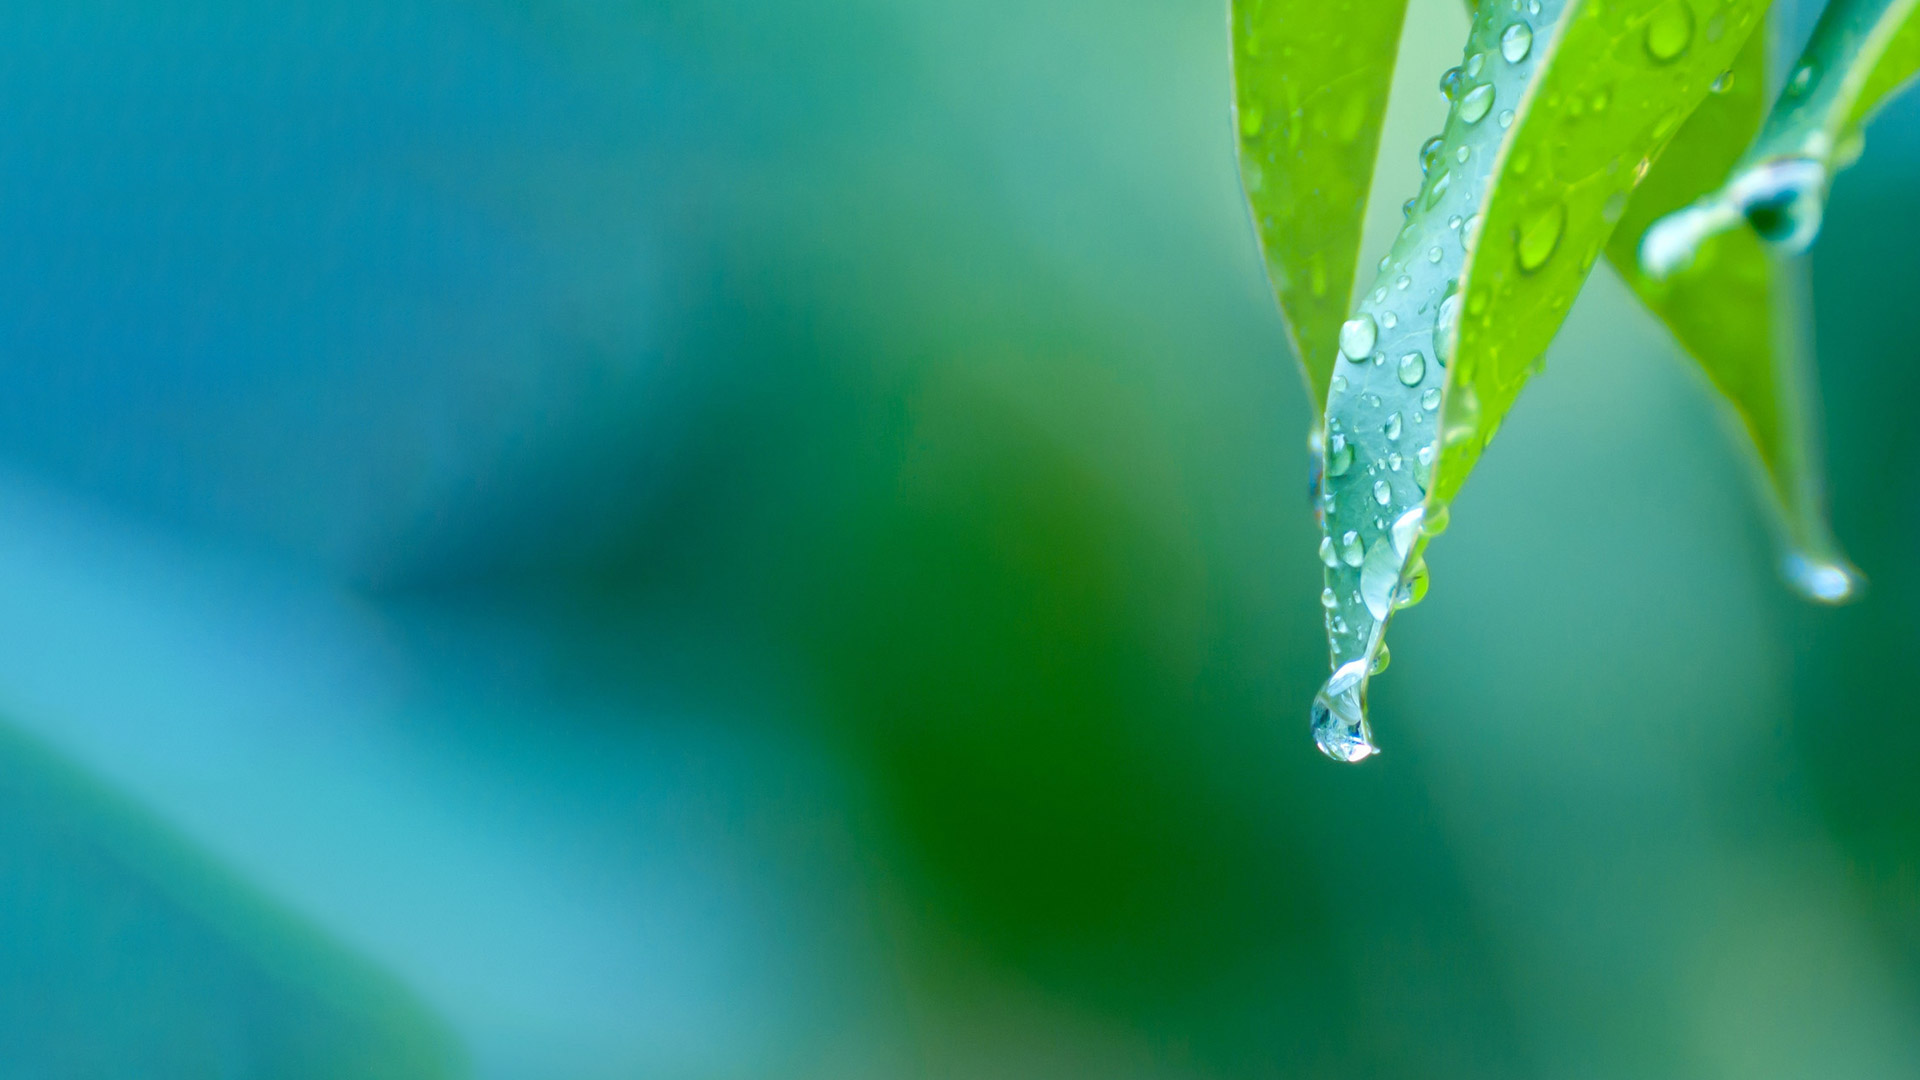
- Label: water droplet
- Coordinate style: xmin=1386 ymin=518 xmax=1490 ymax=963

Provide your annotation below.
xmin=1387 ymin=452 xmax=1403 ymax=471
xmin=1448 ymin=215 xmax=1463 ymax=230
xmin=1733 ymin=158 xmax=1827 ymax=252
xmin=1460 ymin=83 xmax=1495 ymax=124
xmin=1360 ymin=392 xmax=1382 ymax=409
xmin=1782 ymin=552 xmax=1862 ymax=604
xmin=1330 ymin=375 xmax=1348 ymax=395
xmin=1527 ymin=0 xmax=1541 ymax=14
xmin=1455 ymin=145 xmax=1470 ymax=164
xmin=1381 ymin=311 xmax=1398 ymax=330
xmin=1422 ymin=387 xmax=1441 ymax=410
xmin=1311 ymin=660 xmax=1376 ymax=763
xmin=1389 ymin=506 xmax=1424 ymax=557
xmin=1369 ymin=645 xmax=1391 ymax=675
xmin=1397 ymin=352 xmax=1426 ymax=386
xmin=1500 ymin=21 xmax=1533 ymax=64
xmin=1434 ymin=293 xmax=1461 ymax=367
xmin=1373 ymin=480 xmax=1392 ymax=506
xmin=1422 ymin=502 xmax=1449 ymax=535
xmin=1498 ymin=108 xmax=1515 ymax=129
xmin=1427 ymin=246 xmax=1443 ymax=263
xmin=1419 ymin=135 xmax=1445 ymax=174
xmin=1439 ymin=66 xmax=1464 ymax=102
xmin=1464 ymin=53 xmax=1485 ymax=79
xmin=1321 ymin=586 xmax=1339 ymax=609
xmin=1426 ymin=169 xmax=1452 ymax=209
xmin=1360 ymin=537 xmax=1400 ymax=620
xmin=1384 ymin=412 xmax=1403 ymax=440
xmin=1786 ymin=63 xmax=1817 ymax=98
xmin=1645 ymin=0 xmax=1693 ymax=62
xmin=1327 ymin=432 xmax=1353 ymax=476
xmin=1710 ymin=70 xmax=1732 ymax=93
xmin=1339 ymin=313 xmax=1377 ymax=360
xmin=1394 ymin=557 xmax=1430 ymax=610
xmin=1339 ymin=530 xmax=1364 ymax=567
xmin=1515 ymin=202 xmax=1566 ymax=272
xmin=1320 ymin=537 xmax=1341 ymax=568
xmin=1395 ymin=274 xmax=1412 ymax=291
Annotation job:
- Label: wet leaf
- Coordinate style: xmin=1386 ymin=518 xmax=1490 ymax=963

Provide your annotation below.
xmin=1312 ymin=0 xmax=1765 ymax=762
xmin=1609 ymin=26 xmax=1862 ymax=602
xmin=1231 ymin=0 xmax=1413 ymax=410
xmin=1641 ymin=0 xmax=1920 ymax=269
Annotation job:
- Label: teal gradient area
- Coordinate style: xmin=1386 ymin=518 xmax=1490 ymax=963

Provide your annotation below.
xmin=0 ymin=0 xmax=1918 ymax=1077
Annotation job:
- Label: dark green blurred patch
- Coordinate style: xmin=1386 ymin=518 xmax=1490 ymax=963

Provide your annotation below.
xmin=0 ymin=722 xmax=458 ymax=1078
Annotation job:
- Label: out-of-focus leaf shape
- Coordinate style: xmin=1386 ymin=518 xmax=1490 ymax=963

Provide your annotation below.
xmin=1231 ymin=0 xmax=1413 ymax=409
xmin=1610 ymin=29 xmax=1861 ymax=602
xmin=1641 ymin=0 xmax=1920 ymax=269
xmin=1311 ymin=0 xmax=1766 ymax=762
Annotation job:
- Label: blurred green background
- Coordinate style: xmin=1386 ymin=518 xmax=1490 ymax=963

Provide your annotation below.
xmin=0 ymin=0 xmax=1914 ymax=1076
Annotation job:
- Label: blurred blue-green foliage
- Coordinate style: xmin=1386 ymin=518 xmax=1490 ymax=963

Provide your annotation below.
xmin=0 ymin=1 xmax=1915 ymax=1077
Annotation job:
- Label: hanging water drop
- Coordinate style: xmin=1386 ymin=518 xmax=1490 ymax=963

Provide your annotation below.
xmin=1311 ymin=659 xmax=1376 ymax=763
xmin=1339 ymin=313 xmax=1377 ymax=360
xmin=1439 ymin=66 xmax=1464 ymax=102
xmin=1781 ymin=552 xmax=1862 ymax=605
xmin=1369 ymin=645 xmax=1391 ymax=675
xmin=1398 ymin=352 xmax=1426 ymax=386
xmin=1516 ymin=202 xmax=1566 ymax=272
xmin=1394 ymin=558 xmax=1430 ymax=610
xmin=1460 ymin=83 xmax=1494 ymax=124
xmin=1645 ymin=0 xmax=1694 ymax=63
xmin=1359 ymin=538 xmax=1401 ymax=620
xmin=1419 ymin=135 xmax=1444 ymax=174
xmin=1500 ymin=21 xmax=1533 ymax=64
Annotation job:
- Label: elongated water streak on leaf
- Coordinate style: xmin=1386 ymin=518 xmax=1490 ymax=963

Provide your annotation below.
xmin=1313 ymin=0 xmax=1765 ymax=762
xmin=1641 ymin=0 xmax=1920 ymax=270
xmin=1231 ymin=0 xmax=1414 ymax=411
xmin=1609 ymin=24 xmax=1862 ymax=602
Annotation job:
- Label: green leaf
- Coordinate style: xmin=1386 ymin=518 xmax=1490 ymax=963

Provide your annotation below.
xmin=1311 ymin=0 xmax=1765 ymax=762
xmin=1608 ymin=26 xmax=1862 ymax=603
xmin=1231 ymin=0 xmax=1413 ymax=410
xmin=1641 ymin=0 xmax=1920 ymax=268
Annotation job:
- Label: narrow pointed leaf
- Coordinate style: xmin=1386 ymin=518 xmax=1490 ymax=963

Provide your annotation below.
xmin=1609 ymin=29 xmax=1862 ymax=602
xmin=1311 ymin=0 xmax=1764 ymax=762
xmin=1642 ymin=0 xmax=1920 ymax=268
xmin=1231 ymin=0 xmax=1413 ymax=409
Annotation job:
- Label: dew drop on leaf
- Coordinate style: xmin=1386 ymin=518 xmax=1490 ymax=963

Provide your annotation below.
xmin=1398 ymin=352 xmax=1426 ymax=386
xmin=1339 ymin=313 xmax=1377 ymax=360
xmin=1461 ymin=83 xmax=1495 ymax=124
xmin=1319 ymin=537 xmax=1340 ymax=568
xmin=1384 ymin=412 xmax=1403 ymax=440
xmin=1311 ymin=659 xmax=1376 ymax=763
xmin=1327 ymin=432 xmax=1353 ymax=475
xmin=1500 ymin=21 xmax=1533 ymax=64
xmin=1439 ymin=65 xmax=1464 ymax=101
xmin=1369 ymin=644 xmax=1391 ymax=674
xmin=1321 ymin=586 xmax=1339 ymax=609
xmin=1373 ymin=480 xmax=1392 ymax=506
xmin=1422 ymin=387 xmax=1441 ymax=410
xmin=1515 ymin=202 xmax=1566 ymax=273
xmin=1645 ymin=0 xmax=1694 ymax=63
xmin=1419 ymin=135 xmax=1444 ymax=173
xmin=1340 ymin=530 xmax=1364 ymax=567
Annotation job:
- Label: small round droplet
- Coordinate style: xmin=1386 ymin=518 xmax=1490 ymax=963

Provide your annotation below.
xmin=1460 ymin=83 xmax=1495 ymax=124
xmin=1787 ymin=63 xmax=1817 ymax=98
xmin=1372 ymin=480 xmax=1391 ymax=506
xmin=1394 ymin=559 xmax=1430 ymax=610
xmin=1439 ymin=66 xmax=1464 ymax=102
xmin=1321 ymin=586 xmax=1340 ymax=609
xmin=1419 ymin=135 xmax=1445 ymax=174
xmin=1498 ymin=108 xmax=1515 ymax=129
xmin=1330 ymin=374 xmax=1348 ymax=394
xmin=1422 ymin=502 xmax=1449 ymax=536
xmin=1339 ymin=314 xmax=1378 ymax=360
xmin=1427 ymin=246 xmax=1443 ymax=263
xmin=1422 ymin=387 xmax=1441 ymax=410
xmin=1384 ymin=412 xmax=1403 ymax=440
xmin=1396 ymin=274 xmax=1412 ymax=291
xmin=1711 ymin=70 xmax=1733 ymax=93
xmin=1455 ymin=145 xmax=1470 ymax=164
xmin=1516 ymin=202 xmax=1566 ymax=272
xmin=1327 ymin=433 xmax=1353 ymax=476
xmin=1464 ymin=53 xmax=1485 ymax=79
xmin=1381 ymin=311 xmax=1398 ymax=329
xmin=1501 ymin=21 xmax=1533 ymax=64
xmin=1781 ymin=552 xmax=1862 ymax=604
xmin=1645 ymin=0 xmax=1695 ymax=63
xmin=1398 ymin=352 xmax=1426 ymax=386
xmin=1387 ymin=452 xmax=1403 ymax=471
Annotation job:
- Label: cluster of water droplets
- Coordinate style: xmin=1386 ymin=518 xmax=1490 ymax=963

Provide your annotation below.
xmin=1310 ymin=0 xmax=1559 ymax=763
